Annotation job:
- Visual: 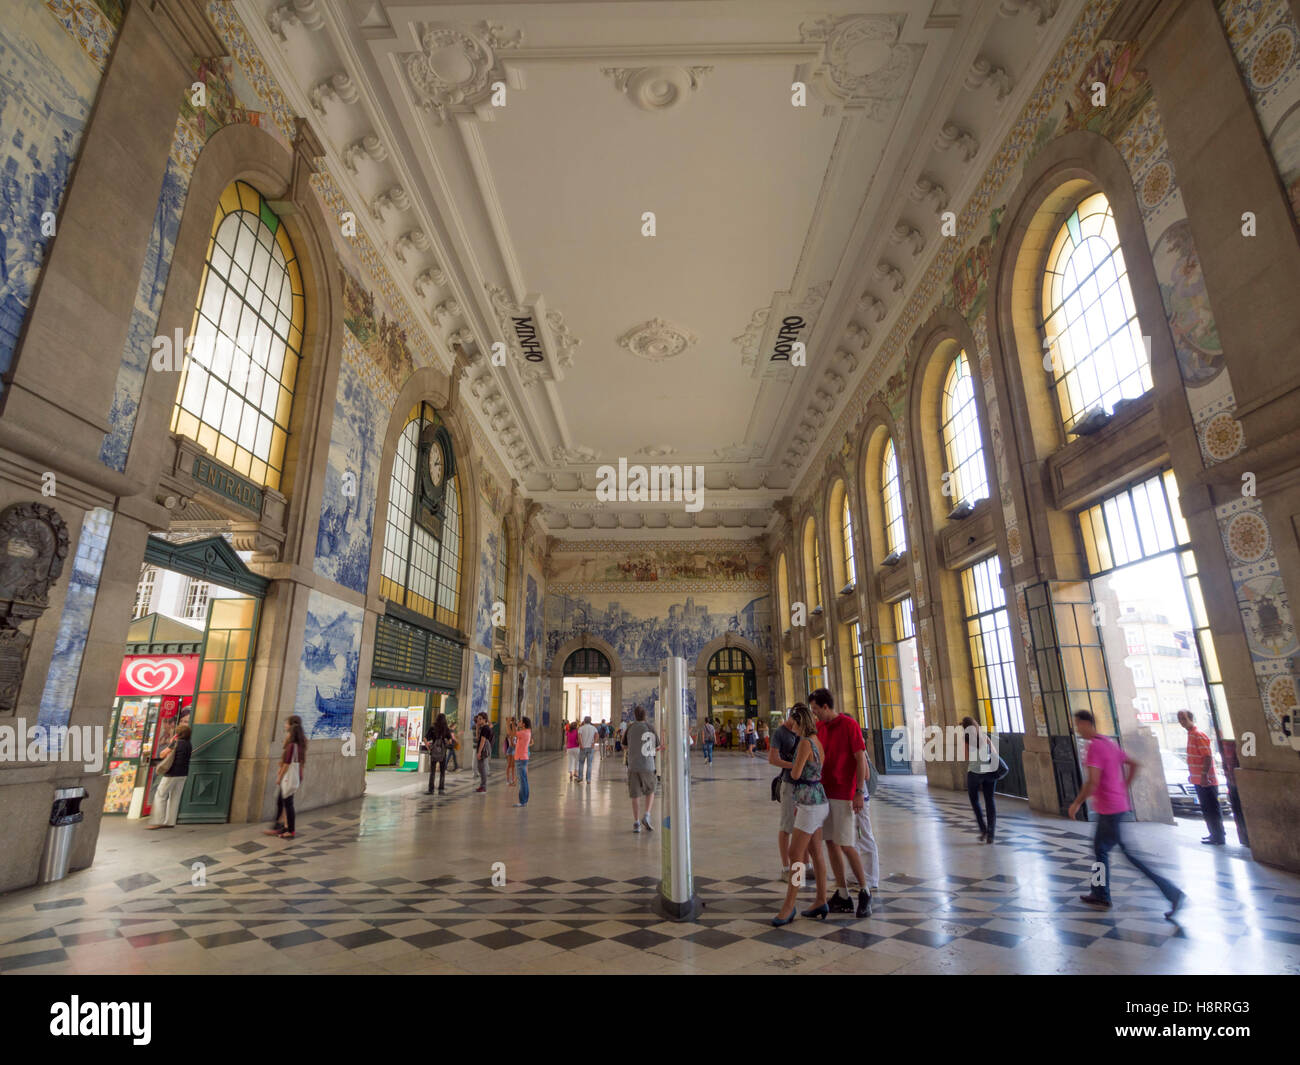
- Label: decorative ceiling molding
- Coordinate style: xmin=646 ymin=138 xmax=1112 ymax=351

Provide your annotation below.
xmin=734 ymin=281 xmax=832 ymax=372
xmin=796 ymin=14 xmax=925 ymax=118
xmin=933 ymin=120 xmax=980 ymax=161
xmin=602 ymin=66 xmax=712 ymax=112
xmin=965 ymin=54 xmax=1015 ymax=102
xmin=340 ymin=133 xmax=387 ymax=172
xmin=267 ymin=0 xmax=324 ymax=42
xmin=617 ymin=317 xmax=699 ymax=362
xmin=484 ymin=284 xmax=581 ymax=382
xmin=401 ymin=20 xmax=525 ymax=124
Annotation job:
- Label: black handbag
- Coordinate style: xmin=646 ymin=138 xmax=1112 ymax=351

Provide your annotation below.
xmin=770 ymin=774 xmax=783 ymax=802
xmin=996 ymin=756 xmax=1010 ymax=781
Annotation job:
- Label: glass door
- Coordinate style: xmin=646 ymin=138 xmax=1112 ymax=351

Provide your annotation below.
xmin=180 ymin=595 xmax=260 ymax=824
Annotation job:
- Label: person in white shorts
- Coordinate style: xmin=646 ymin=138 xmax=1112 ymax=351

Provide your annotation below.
xmin=771 ymin=704 xmax=830 ymax=926
xmin=810 ymin=688 xmax=872 ymax=918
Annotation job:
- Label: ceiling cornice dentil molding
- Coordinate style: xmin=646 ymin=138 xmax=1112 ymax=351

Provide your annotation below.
xmin=602 ymin=66 xmax=712 ymax=112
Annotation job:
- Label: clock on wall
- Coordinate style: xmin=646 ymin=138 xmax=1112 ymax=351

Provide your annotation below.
xmin=416 ymin=423 xmax=454 ymax=536
xmin=426 ymin=436 xmax=446 ymax=489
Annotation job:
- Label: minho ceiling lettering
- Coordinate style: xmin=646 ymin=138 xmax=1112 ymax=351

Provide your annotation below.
xmin=246 ymin=0 xmax=1083 ymax=536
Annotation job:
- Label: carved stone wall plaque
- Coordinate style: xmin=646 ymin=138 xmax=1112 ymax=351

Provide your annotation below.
xmin=0 ymin=502 xmax=70 ymax=713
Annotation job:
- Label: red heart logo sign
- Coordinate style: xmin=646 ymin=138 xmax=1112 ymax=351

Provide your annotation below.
xmin=125 ymin=658 xmax=185 ymax=695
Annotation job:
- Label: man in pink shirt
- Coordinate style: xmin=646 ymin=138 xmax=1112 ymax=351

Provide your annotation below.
xmin=1067 ymin=710 xmax=1184 ymax=919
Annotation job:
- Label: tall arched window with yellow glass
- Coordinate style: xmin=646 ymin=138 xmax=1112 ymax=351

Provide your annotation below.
xmin=840 ymin=493 xmax=857 ymax=588
xmin=379 ymin=403 xmax=462 ymax=629
xmin=171 ymin=181 xmax=303 ymax=491
xmin=881 ymin=436 xmax=907 ymax=557
xmin=802 ymin=517 xmax=822 ymax=611
xmin=940 ymin=351 xmax=989 ymax=509
xmin=1041 ymin=192 xmax=1150 ymax=434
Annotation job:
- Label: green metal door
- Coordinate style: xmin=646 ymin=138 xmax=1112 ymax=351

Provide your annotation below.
xmin=179 ymin=596 xmax=260 ymax=824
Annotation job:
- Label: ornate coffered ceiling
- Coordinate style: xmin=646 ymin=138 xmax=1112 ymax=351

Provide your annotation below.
xmin=243 ymin=0 xmax=1083 ymax=538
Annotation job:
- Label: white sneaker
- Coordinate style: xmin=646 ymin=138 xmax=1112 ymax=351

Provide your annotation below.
xmin=633 ymin=821 xmax=642 ymax=833
xmin=780 ymin=867 xmax=791 ymax=882
xmin=641 ymin=815 xmax=654 ymax=832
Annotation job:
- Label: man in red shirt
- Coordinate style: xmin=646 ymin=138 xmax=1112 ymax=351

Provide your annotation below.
xmin=1178 ymin=711 xmax=1225 ymax=846
xmin=809 ymin=688 xmax=871 ymax=918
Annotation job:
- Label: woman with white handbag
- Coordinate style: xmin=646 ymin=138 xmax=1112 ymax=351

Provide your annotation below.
xmin=265 ymin=714 xmax=307 ymax=839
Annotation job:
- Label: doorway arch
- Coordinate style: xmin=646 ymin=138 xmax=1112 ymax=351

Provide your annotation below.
xmin=548 ymin=633 xmax=623 ymax=747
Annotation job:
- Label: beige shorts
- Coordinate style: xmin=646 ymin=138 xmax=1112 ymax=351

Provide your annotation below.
xmin=824 ymin=799 xmax=858 ymax=848
xmin=779 ymin=779 xmax=796 ymax=834
xmin=627 ymin=770 xmax=656 ymax=798
xmin=793 ymin=801 xmax=829 ymax=835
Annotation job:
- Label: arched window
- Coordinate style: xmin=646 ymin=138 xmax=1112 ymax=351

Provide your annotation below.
xmin=1042 ymin=191 xmax=1150 ymax=433
xmin=881 ymin=436 xmax=907 ymax=556
xmin=941 ymin=351 xmax=989 ymax=509
xmin=802 ymin=517 xmax=822 ymax=609
xmin=841 ymin=492 xmax=857 ymax=587
xmin=171 ymin=181 xmax=303 ymax=491
xmin=379 ymin=402 xmax=462 ymax=628
xmin=564 ymin=647 xmax=610 ymax=676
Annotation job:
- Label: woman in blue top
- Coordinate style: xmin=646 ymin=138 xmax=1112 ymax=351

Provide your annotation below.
xmin=772 ymin=704 xmax=830 ymax=925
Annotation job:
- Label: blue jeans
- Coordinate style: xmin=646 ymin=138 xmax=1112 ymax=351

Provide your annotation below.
xmin=578 ymin=747 xmax=595 ymax=781
xmin=517 ymin=760 xmax=529 ymax=805
xmin=1089 ymin=812 xmax=1180 ymax=904
xmin=702 ymin=741 xmax=714 ymax=763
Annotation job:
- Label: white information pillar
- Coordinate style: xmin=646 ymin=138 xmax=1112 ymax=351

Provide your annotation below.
xmin=655 ymin=656 xmax=702 ymax=920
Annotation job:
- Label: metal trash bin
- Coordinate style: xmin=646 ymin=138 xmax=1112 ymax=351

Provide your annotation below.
xmin=39 ymin=786 xmax=88 ymax=884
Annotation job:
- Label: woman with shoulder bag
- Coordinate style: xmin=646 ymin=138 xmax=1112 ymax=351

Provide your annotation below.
xmin=425 ymin=712 xmax=452 ymax=794
xmin=265 ymin=714 xmax=307 ymax=839
xmin=146 ymin=724 xmax=191 ymax=829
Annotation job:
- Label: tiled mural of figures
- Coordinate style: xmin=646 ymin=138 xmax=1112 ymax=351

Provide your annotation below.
xmin=544 ymin=590 xmax=772 ymax=673
xmin=469 ymin=650 xmax=493 ymax=721
xmin=100 ymin=151 xmax=188 ymax=469
xmin=621 ymin=678 xmax=659 ymax=724
xmin=37 ymin=507 xmax=113 ymax=746
xmin=524 ymin=574 xmax=541 ymax=662
xmin=548 ymin=543 xmax=768 ymax=586
xmin=314 ymin=338 xmax=385 ymax=594
xmin=0 ymin=1 xmax=114 ymax=390
xmin=295 ymin=590 xmax=362 ymax=739
xmin=1219 ymin=0 xmax=1300 ymax=225
xmin=473 ymin=520 xmax=499 ymax=649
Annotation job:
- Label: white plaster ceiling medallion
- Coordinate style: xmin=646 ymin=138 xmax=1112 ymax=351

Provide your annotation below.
xmin=402 ymin=21 xmax=524 ymax=124
xmin=602 ymin=67 xmax=711 ymax=112
xmin=618 ymin=317 xmax=699 ymax=361
xmin=796 ymin=15 xmax=924 ymax=118
xmin=638 ymin=445 xmax=678 ymax=458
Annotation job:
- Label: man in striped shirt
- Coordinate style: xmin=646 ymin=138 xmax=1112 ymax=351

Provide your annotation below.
xmin=1178 ymin=711 xmax=1225 ymax=846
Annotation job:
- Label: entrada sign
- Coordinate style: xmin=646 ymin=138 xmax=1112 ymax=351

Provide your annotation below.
xmin=192 ymin=456 xmax=263 ymax=515
xmin=511 ymin=316 xmax=545 ymax=362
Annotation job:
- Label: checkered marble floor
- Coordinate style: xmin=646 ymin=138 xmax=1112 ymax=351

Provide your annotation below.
xmin=1 ymin=751 xmax=1297 ymax=975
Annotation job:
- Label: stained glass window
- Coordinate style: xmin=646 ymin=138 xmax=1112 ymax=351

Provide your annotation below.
xmin=941 ymin=352 xmax=989 ymax=508
xmin=171 ymin=181 xmax=303 ymax=491
xmin=1041 ymin=192 xmax=1150 ymax=433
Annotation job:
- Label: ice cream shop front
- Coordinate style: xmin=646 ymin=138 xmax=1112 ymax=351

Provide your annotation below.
xmin=105 ymin=535 xmax=268 ymax=824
